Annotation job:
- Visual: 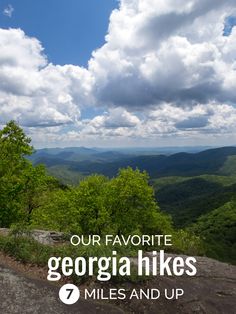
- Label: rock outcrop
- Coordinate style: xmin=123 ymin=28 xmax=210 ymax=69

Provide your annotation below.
xmin=124 ymin=253 xmax=236 ymax=314
xmin=0 ymin=228 xmax=65 ymax=245
xmin=0 ymin=229 xmax=235 ymax=313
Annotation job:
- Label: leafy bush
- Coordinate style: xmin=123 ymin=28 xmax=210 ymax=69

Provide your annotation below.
xmin=31 ymin=168 xmax=173 ymax=237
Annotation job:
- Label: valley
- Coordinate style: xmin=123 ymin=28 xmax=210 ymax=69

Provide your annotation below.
xmin=30 ymin=146 xmax=236 ymax=264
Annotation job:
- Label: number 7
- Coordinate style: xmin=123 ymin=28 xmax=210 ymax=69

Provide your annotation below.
xmin=66 ymin=288 xmax=74 ymax=299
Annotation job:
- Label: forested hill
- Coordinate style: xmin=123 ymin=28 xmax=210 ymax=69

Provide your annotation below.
xmin=0 ymin=121 xmax=235 ymax=265
xmin=31 ymin=146 xmax=236 ymax=179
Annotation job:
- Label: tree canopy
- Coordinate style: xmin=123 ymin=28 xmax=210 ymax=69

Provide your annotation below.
xmin=0 ymin=121 xmax=172 ymax=237
xmin=0 ymin=121 xmax=54 ymax=226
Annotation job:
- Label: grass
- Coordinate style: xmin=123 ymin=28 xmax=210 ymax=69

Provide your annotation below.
xmin=0 ymin=228 xmax=205 ymax=285
xmin=0 ymin=233 xmax=148 ymax=284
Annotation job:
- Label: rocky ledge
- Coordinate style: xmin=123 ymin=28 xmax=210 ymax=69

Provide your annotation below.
xmin=0 ymin=229 xmax=235 ymax=313
xmin=124 ymin=253 xmax=236 ymax=314
xmin=0 ymin=228 xmax=65 ymax=245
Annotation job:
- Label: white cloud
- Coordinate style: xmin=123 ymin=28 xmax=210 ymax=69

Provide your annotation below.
xmin=78 ymin=108 xmax=140 ymax=138
xmin=25 ymin=102 xmax=236 ymax=148
xmin=0 ymin=28 xmax=92 ymax=127
xmin=3 ymin=4 xmax=14 ymax=18
xmin=1 ymin=0 xmax=236 ymax=146
xmin=88 ymin=0 xmax=236 ymax=108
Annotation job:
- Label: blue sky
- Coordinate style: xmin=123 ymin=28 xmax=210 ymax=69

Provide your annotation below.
xmin=0 ymin=1 xmax=236 ymax=148
xmin=224 ymin=16 xmax=236 ymax=36
xmin=0 ymin=0 xmax=118 ymax=66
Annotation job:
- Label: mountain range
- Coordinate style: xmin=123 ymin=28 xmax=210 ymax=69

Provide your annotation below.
xmin=30 ymin=145 xmax=236 ymax=263
xmin=30 ymin=146 xmax=236 ymax=179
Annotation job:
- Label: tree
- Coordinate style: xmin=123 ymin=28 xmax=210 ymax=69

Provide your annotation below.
xmin=106 ymin=167 xmax=172 ymax=235
xmin=21 ymin=164 xmax=57 ymax=220
xmin=73 ymin=175 xmax=111 ymax=234
xmin=0 ymin=120 xmax=33 ymax=171
xmin=0 ymin=121 xmax=33 ymax=227
xmin=31 ymin=188 xmax=78 ymax=232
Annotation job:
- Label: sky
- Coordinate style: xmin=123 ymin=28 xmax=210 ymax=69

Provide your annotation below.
xmin=0 ymin=0 xmax=236 ymax=148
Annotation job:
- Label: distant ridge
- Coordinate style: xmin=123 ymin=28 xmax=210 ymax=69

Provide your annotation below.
xmin=31 ymin=146 xmax=236 ymax=179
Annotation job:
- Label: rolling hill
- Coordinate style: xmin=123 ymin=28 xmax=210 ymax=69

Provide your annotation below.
xmin=31 ymin=146 xmax=236 ymax=180
xmin=153 ymin=175 xmax=236 ymax=227
xmin=30 ymin=145 xmax=236 ymax=263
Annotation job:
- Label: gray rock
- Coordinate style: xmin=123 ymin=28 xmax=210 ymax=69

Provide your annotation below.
xmin=0 ymin=228 xmax=10 ymax=236
xmin=0 ymin=228 xmax=66 ymax=245
xmin=31 ymin=230 xmax=65 ymax=245
xmin=0 ymin=264 xmax=124 ymax=314
xmin=128 ymin=253 xmax=236 ymax=314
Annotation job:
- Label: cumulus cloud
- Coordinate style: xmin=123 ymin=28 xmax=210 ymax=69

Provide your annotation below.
xmin=102 ymin=107 xmax=140 ymax=128
xmin=29 ymin=102 xmax=236 ymax=148
xmin=0 ymin=28 xmax=93 ymax=127
xmin=1 ymin=0 xmax=236 ymax=146
xmin=77 ymin=108 xmax=140 ymax=138
xmin=89 ymin=0 xmax=236 ymax=109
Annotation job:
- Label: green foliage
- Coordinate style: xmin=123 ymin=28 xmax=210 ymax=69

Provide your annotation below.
xmin=0 ymin=120 xmax=33 ymax=165
xmin=219 ymin=155 xmax=236 ymax=176
xmin=31 ymin=189 xmax=79 ymax=232
xmin=154 ymin=175 xmax=236 ymax=227
xmin=106 ymin=168 xmax=172 ymax=235
xmin=47 ymin=165 xmax=84 ymax=185
xmin=10 ymin=221 xmax=32 ymax=237
xmin=0 ymin=121 xmax=33 ymax=226
xmin=0 ymin=234 xmax=147 ymax=284
xmin=31 ymin=168 xmax=173 ymax=236
xmin=73 ymin=174 xmax=110 ymax=234
xmin=21 ymin=164 xmax=57 ymax=218
xmin=31 ymin=146 xmax=236 ymax=178
xmin=0 ymin=121 xmax=60 ymax=227
xmin=0 ymin=234 xmax=59 ymax=266
xmin=171 ymin=230 xmax=205 ymax=256
xmin=0 ymin=120 xmax=234 ymax=266
xmin=152 ymin=174 xmax=236 ymax=190
xmin=0 ymin=121 xmax=172 ymax=239
xmin=191 ymin=201 xmax=236 ymax=264
xmin=153 ymin=174 xmax=236 ymax=263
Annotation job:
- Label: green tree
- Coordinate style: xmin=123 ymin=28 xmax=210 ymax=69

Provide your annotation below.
xmin=31 ymin=189 xmax=78 ymax=232
xmin=21 ymin=164 xmax=57 ymax=220
xmin=73 ymin=175 xmax=111 ymax=234
xmin=107 ymin=167 xmax=172 ymax=235
xmin=0 ymin=121 xmax=33 ymax=227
